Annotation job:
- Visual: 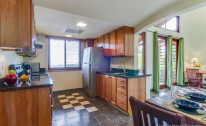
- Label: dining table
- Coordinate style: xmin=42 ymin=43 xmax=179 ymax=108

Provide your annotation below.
xmin=146 ymin=86 xmax=206 ymax=125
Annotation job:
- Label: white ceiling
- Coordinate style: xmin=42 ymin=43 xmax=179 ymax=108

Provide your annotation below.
xmin=33 ymin=0 xmax=183 ymax=39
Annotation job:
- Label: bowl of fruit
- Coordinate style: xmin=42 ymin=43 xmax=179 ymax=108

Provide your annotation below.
xmin=4 ymin=70 xmax=18 ymax=85
xmin=20 ymin=74 xmax=30 ymax=83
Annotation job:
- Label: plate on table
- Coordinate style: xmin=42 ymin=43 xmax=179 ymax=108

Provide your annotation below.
xmin=173 ymin=99 xmax=205 ymax=115
xmin=186 ymin=92 xmax=206 ymax=103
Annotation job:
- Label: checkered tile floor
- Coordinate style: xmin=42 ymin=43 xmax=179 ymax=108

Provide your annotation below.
xmin=57 ymin=93 xmax=98 ymax=113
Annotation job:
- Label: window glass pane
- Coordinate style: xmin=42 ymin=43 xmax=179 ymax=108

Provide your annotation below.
xmin=158 ymin=38 xmax=166 ymax=85
xmin=172 ymin=41 xmax=177 ymax=83
xmin=166 ymin=17 xmax=177 ymax=31
xmin=50 ymin=39 xmax=65 ymax=68
xmin=66 ymin=41 xmax=80 ymax=67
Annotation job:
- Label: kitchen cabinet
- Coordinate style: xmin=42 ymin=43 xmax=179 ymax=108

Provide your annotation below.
xmin=94 ymin=26 xmax=134 ymax=56
xmin=83 ymin=39 xmax=94 ymax=49
xmin=103 ymin=33 xmax=110 ymax=56
xmin=96 ymin=74 xmax=105 ymax=98
xmin=0 ymin=0 xmax=35 ymax=49
xmin=105 ymin=75 xmax=111 ymax=101
xmin=110 ymin=76 xmax=117 ymax=105
xmin=116 ymin=26 xmax=134 ymax=56
xmin=116 ymin=77 xmax=127 ymax=111
xmin=109 ymin=31 xmax=116 ymax=56
xmin=96 ymin=74 xmax=146 ymax=115
xmin=0 ymin=87 xmax=52 ymax=126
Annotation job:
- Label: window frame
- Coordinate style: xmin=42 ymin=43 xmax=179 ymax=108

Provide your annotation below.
xmin=48 ymin=36 xmax=82 ymax=71
xmin=155 ymin=16 xmax=180 ymax=32
xmin=158 ymin=36 xmax=167 ymax=89
xmin=158 ymin=36 xmax=179 ymax=89
xmin=138 ymin=32 xmax=146 ymax=74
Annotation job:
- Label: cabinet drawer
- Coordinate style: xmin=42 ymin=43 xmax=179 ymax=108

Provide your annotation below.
xmin=117 ymin=93 xmax=127 ymax=111
xmin=117 ymin=83 xmax=127 ymax=90
xmin=117 ymin=78 xmax=127 ymax=84
xmin=117 ymin=88 xmax=127 ymax=96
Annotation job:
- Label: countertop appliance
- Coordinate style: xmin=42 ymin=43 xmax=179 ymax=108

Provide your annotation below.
xmin=23 ymin=62 xmax=40 ymax=74
xmin=82 ymin=47 xmax=109 ymax=98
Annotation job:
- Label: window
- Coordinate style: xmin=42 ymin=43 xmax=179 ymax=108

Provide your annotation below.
xmin=158 ymin=36 xmax=179 ymax=88
xmin=138 ymin=32 xmax=146 ymax=74
xmin=156 ymin=16 xmax=179 ymax=32
xmin=158 ymin=37 xmax=167 ymax=85
xmin=48 ymin=37 xmax=81 ymax=70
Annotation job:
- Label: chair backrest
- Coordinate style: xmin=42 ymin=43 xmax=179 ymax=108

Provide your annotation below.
xmin=129 ymin=96 xmax=186 ymax=126
xmin=186 ymin=68 xmax=199 ymax=79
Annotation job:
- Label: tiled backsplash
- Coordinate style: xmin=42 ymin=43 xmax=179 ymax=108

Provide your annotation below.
xmin=110 ymin=57 xmax=134 ymax=69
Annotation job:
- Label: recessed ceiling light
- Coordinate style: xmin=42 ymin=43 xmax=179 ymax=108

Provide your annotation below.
xmin=76 ymin=22 xmax=87 ymax=27
xmin=65 ymin=34 xmax=72 ymax=37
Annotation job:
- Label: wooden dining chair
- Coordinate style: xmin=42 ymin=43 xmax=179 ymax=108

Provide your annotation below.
xmin=186 ymin=68 xmax=202 ymax=87
xmin=129 ymin=96 xmax=186 ymax=126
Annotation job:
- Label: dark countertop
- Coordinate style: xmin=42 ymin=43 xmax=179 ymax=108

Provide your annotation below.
xmin=96 ymin=71 xmax=151 ymax=78
xmin=0 ymin=74 xmax=53 ymax=92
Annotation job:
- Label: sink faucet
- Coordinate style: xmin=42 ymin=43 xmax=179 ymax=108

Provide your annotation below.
xmin=118 ymin=66 xmax=126 ymax=74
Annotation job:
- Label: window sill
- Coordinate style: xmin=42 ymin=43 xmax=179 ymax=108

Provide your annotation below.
xmin=48 ymin=68 xmax=81 ymax=72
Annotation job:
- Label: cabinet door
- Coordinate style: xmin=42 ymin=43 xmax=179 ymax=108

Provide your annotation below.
xmin=116 ymin=28 xmax=125 ymax=56
xmin=103 ymin=33 xmax=110 ymax=56
xmin=94 ymin=39 xmax=98 ymax=47
xmin=0 ymin=0 xmax=32 ymax=48
xmin=124 ymin=27 xmax=134 ymax=56
xmin=109 ymin=31 xmax=116 ymax=56
xmin=1 ymin=0 xmax=19 ymax=47
xmin=97 ymin=36 xmax=104 ymax=48
xmin=111 ymin=77 xmax=116 ymax=105
xmin=96 ymin=74 xmax=104 ymax=97
xmin=105 ymin=75 xmax=111 ymax=101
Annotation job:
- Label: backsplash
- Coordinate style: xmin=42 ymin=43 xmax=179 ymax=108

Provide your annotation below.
xmin=110 ymin=57 xmax=134 ymax=69
xmin=0 ymin=49 xmax=23 ymax=78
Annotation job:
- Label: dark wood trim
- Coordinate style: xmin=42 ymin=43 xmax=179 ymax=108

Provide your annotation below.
xmin=47 ymin=36 xmax=82 ymax=71
xmin=139 ymin=32 xmax=146 ymax=74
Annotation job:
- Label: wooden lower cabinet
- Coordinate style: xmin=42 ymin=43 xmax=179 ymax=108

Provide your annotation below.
xmin=0 ymin=87 xmax=52 ymax=126
xmin=110 ymin=77 xmax=117 ymax=105
xmin=117 ymin=93 xmax=127 ymax=111
xmin=105 ymin=75 xmax=111 ymax=101
xmin=96 ymin=74 xmax=104 ymax=98
xmin=96 ymin=74 xmax=146 ymax=115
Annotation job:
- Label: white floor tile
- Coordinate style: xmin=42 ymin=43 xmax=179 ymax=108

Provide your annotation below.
xmin=74 ymin=105 xmax=85 ymax=111
xmin=69 ymin=100 xmax=79 ymax=104
xmin=86 ymin=107 xmax=98 ymax=113
xmin=59 ymin=99 xmax=69 ymax=103
xmin=67 ymin=96 xmax=75 ymax=99
xmin=76 ymin=96 xmax=84 ymax=100
xmin=80 ymin=101 xmax=90 ymax=105
xmin=57 ymin=95 xmax=66 ymax=98
xmin=62 ymin=104 xmax=73 ymax=109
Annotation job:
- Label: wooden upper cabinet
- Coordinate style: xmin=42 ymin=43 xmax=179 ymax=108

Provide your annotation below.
xmin=116 ymin=26 xmax=134 ymax=56
xmin=109 ymin=31 xmax=116 ymax=56
xmin=103 ymin=33 xmax=110 ymax=56
xmin=94 ymin=38 xmax=98 ymax=47
xmin=0 ymin=0 xmax=34 ymax=49
xmin=98 ymin=36 xmax=104 ymax=48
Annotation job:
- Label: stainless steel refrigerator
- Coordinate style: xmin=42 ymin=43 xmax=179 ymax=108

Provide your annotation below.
xmin=82 ymin=47 xmax=109 ymax=98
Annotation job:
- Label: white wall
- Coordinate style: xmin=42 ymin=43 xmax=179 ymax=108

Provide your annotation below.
xmin=180 ymin=6 xmax=206 ymax=70
xmin=0 ymin=50 xmax=23 ymax=78
xmin=23 ymin=35 xmax=83 ymax=91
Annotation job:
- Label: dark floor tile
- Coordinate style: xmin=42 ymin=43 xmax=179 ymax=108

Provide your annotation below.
xmin=118 ymin=120 xmax=134 ymax=126
xmin=93 ymin=114 xmax=108 ymax=122
xmin=100 ymin=119 xmax=116 ymax=126
xmin=110 ymin=116 xmax=125 ymax=124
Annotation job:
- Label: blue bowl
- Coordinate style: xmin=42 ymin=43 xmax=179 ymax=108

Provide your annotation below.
xmin=187 ymin=92 xmax=206 ymax=101
xmin=174 ymin=99 xmax=202 ymax=111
